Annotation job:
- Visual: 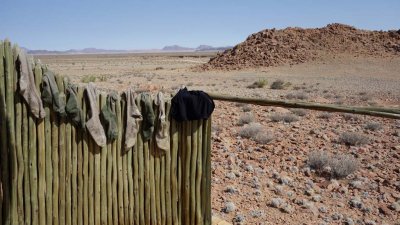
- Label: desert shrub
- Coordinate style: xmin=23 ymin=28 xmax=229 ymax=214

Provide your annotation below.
xmin=155 ymin=66 xmax=163 ymax=70
xmin=98 ymin=75 xmax=108 ymax=82
xmin=308 ymin=152 xmax=360 ymax=179
xmin=254 ymin=132 xmax=274 ymax=144
xmin=318 ymin=112 xmax=333 ymax=119
xmin=238 ymin=113 xmax=255 ymax=125
xmin=360 ymin=95 xmax=372 ymax=101
xmin=286 ymin=92 xmax=308 ymax=100
xmin=238 ymin=123 xmax=262 ymax=138
xmin=307 ymin=151 xmax=330 ymax=171
xmin=364 ymin=122 xmax=382 ymax=131
xmin=270 ymin=113 xmax=299 ymax=123
xmin=247 ymin=79 xmax=267 ymax=89
xmin=81 ymin=75 xmax=96 ymax=83
xmin=339 ymin=132 xmax=369 ymax=146
xmin=329 ymin=154 xmax=359 ymax=179
xmin=343 ymin=113 xmax=360 ymax=121
xmin=242 ymin=104 xmax=252 ymax=112
xmin=290 ymin=108 xmax=308 ymax=116
xmin=270 ymin=79 xmax=285 ymax=89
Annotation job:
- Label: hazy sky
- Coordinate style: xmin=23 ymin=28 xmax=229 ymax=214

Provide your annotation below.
xmin=1 ymin=0 xmax=399 ymax=50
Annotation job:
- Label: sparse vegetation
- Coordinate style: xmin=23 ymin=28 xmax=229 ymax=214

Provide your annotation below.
xmin=290 ymin=108 xmax=308 ymax=116
xmin=343 ymin=113 xmax=360 ymax=121
xmin=98 ymin=75 xmax=108 ymax=82
xmin=242 ymin=104 xmax=252 ymax=112
xmin=81 ymin=75 xmax=96 ymax=83
xmin=339 ymin=132 xmax=369 ymax=146
xmin=329 ymin=154 xmax=360 ymax=179
xmin=238 ymin=123 xmax=262 ymax=138
xmin=247 ymin=79 xmax=267 ymax=89
xmin=307 ymin=151 xmax=359 ymax=178
xmin=254 ymin=132 xmax=274 ymax=144
xmin=318 ymin=112 xmax=333 ymax=119
xmin=307 ymin=151 xmax=330 ymax=172
xmin=270 ymin=79 xmax=285 ymax=89
xmin=238 ymin=113 xmax=255 ymax=125
xmin=270 ymin=113 xmax=299 ymax=123
xmin=286 ymin=92 xmax=308 ymax=100
xmin=364 ymin=122 xmax=382 ymax=131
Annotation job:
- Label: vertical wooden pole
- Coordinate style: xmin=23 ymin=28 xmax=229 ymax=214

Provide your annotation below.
xmin=124 ymin=97 xmax=135 ymax=225
xmin=4 ymin=40 xmax=17 ymax=225
xmin=165 ymin=102 xmax=172 ymax=225
xmin=13 ymin=46 xmax=25 ymax=225
xmin=71 ymin=102 xmax=78 ymax=225
xmin=184 ymin=121 xmax=191 ymax=225
xmin=51 ymin=96 xmax=59 ymax=225
xmin=136 ymin=97 xmax=145 ymax=225
xmin=133 ymin=97 xmax=140 ymax=225
xmin=81 ymin=89 xmax=90 ymax=225
xmin=76 ymin=88 xmax=84 ymax=225
xmin=94 ymin=94 xmax=101 ymax=225
xmin=56 ymin=75 xmax=66 ymax=225
xmin=111 ymin=97 xmax=119 ymax=225
xmin=170 ymin=118 xmax=178 ymax=225
xmin=116 ymin=97 xmax=125 ymax=225
xmin=34 ymin=63 xmax=46 ymax=225
xmin=0 ymin=40 xmax=4 ymax=225
xmin=121 ymin=99 xmax=129 ymax=225
xmin=178 ymin=122 xmax=183 ymax=225
xmin=190 ymin=120 xmax=198 ymax=225
xmin=151 ymin=138 xmax=158 ymax=225
xmin=106 ymin=94 xmax=113 ymax=225
xmin=195 ymin=121 xmax=203 ymax=225
xmin=144 ymin=135 xmax=150 ymax=225
xmin=205 ymin=118 xmax=212 ymax=225
xmin=100 ymin=93 xmax=107 ymax=225
xmin=41 ymin=67 xmax=53 ymax=225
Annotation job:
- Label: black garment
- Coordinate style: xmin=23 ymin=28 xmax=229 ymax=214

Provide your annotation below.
xmin=170 ymin=88 xmax=215 ymax=122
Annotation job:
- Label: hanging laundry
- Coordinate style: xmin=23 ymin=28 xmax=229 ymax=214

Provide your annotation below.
xmin=140 ymin=93 xmax=155 ymax=142
xmin=154 ymin=92 xmax=170 ymax=151
xmin=171 ymin=87 xmax=215 ymax=122
xmin=42 ymin=71 xmax=67 ymax=117
xmin=85 ymin=83 xmax=107 ymax=147
xmin=101 ymin=92 xmax=119 ymax=141
xmin=17 ymin=49 xmax=46 ymax=119
xmin=65 ymin=83 xmax=85 ymax=130
xmin=124 ymin=88 xmax=142 ymax=149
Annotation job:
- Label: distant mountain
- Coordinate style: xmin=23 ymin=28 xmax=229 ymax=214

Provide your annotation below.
xmin=162 ymin=45 xmax=194 ymax=51
xmin=26 ymin=48 xmax=131 ymax=55
xmin=195 ymin=45 xmax=232 ymax=52
xmin=24 ymin=44 xmax=232 ymax=55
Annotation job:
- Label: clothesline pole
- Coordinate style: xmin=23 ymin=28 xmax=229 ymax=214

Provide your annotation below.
xmin=208 ymin=93 xmax=400 ymax=119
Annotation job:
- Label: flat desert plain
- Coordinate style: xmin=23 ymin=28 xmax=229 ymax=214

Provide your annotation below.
xmin=37 ymin=52 xmax=400 ymax=225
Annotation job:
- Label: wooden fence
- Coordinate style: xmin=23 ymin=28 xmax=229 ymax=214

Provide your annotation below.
xmin=0 ymin=40 xmax=212 ymax=225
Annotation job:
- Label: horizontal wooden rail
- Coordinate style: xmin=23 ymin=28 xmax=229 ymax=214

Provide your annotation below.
xmin=208 ymin=93 xmax=400 ymax=119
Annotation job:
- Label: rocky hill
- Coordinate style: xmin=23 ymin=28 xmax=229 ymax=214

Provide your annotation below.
xmin=199 ymin=23 xmax=400 ymax=70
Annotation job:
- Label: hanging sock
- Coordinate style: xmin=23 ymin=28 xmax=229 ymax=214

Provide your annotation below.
xmin=154 ymin=92 xmax=170 ymax=151
xmin=17 ymin=49 xmax=46 ymax=119
xmin=101 ymin=92 xmax=119 ymax=141
xmin=85 ymin=82 xmax=107 ymax=147
xmin=65 ymin=83 xmax=85 ymax=130
xmin=124 ymin=88 xmax=142 ymax=149
xmin=42 ymin=71 xmax=67 ymax=117
xmin=171 ymin=87 xmax=215 ymax=122
xmin=140 ymin=93 xmax=155 ymax=142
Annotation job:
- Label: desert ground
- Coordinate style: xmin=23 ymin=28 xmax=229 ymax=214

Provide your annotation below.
xmin=37 ymin=52 xmax=400 ymax=225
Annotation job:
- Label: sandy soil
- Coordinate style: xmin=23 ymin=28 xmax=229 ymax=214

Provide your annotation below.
xmin=36 ymin=53 xmax=400 ymax=225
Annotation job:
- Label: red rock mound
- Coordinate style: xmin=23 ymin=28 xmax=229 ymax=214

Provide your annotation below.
xmin=199 ymin=23 xmax=400 ymax=70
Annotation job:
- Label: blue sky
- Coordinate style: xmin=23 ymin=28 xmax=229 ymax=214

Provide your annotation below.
xmin=0 ymin=0 xmax=399 ymax=50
